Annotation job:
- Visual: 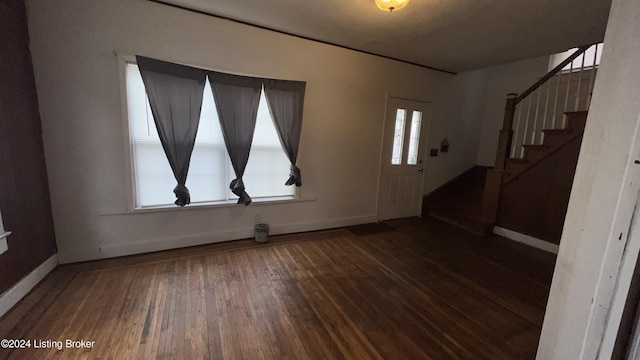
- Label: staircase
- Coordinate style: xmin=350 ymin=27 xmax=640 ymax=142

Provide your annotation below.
xmin=502 ymin=111 xmax=586 ymax=183
xmin=422 ymin=166 xmax=492 ymax=236
xmin=423 ymin=44 xmax=600 ymax=242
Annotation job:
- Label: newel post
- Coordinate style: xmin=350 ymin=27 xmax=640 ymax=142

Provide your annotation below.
xmin=483 ymin=94 xmax=518 ymax=224
xmin=494 ymin=94 xmax=518 ymax=170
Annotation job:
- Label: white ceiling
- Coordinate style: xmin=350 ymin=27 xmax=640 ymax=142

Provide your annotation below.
xmin=156 ymin=0 xmax=612 ymax=73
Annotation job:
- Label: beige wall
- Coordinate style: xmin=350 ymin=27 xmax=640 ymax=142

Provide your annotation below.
xmin=475 ymin=56 xmax=551 ymax=166
xmin=26 ymin=0 xmax=487 ymax=263
xmin=426 ymin=69 xmax=487 ymax=192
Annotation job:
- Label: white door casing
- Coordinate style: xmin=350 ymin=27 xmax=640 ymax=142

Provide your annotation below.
xmin=377 ymin=97 xmax=431 ymax=221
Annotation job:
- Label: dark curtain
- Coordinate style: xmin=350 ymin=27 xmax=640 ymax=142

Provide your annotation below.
xmin=263 ymin=79 xmax=306 ymax=186
xmin=208 ymin=71 xmax=262 ymax=205
xmin=136 ymin=56 xmax=206 ymax=206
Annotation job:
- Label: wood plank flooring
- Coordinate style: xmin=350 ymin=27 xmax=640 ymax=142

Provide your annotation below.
xmin=0 ymin=217 xmax=555 ymax=359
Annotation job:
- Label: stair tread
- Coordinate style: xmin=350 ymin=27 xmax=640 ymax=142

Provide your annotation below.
xmin=505 ymin=112 xmax=586 ymax=181
xmin=542 ymin=128 xmax=573 ymax=134
xmin=433 ymin=187 xmax=484 ymax=198
xmin=506 ymin=158 xmax=529 ymax=164
xmin=522 ymin=144 xmax=550 ymax=150
xmin=565 ymin=110 xmax=588 ymax=117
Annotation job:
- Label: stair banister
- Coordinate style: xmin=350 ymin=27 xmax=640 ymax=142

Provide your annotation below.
xmin=493 ymin=45 xmax=591 ymax=171
xmin=516 ymin=45 xmax=591 ymax=103
xmin=494 ymin=94 xmax=518 ymax=170
xmin=485 ymin=45 xmax=593 ymax=224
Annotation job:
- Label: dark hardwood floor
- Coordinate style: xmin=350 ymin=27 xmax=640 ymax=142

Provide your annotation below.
xmin=0 ymin=217 xmax=555 ymax=359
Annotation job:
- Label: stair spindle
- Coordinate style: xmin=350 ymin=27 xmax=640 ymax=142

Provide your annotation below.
xmin=511 ymin=106 xmax=523 ymax=158
xmin=574 ymin=48 xmax=587 ymax=111
xmin=552 ymin=72 xmax=561 ymax=129
xmin=532 ymin=87 xmax=543 ymax=144
xmin=586 ymin=44 xmax=599 ymax=108
xmin=541 ymin=80 xmax=552 ymax=144
xmin=521 ymin=95 xmax=534 ymax=158
xmin=562 ymin=60 xmax=574 ymax=128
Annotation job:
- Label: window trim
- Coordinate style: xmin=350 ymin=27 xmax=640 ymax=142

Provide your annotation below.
xmin=117 ymin=52 xmax=300 ymax=211
xmin=101 ymin=195 xmax=315 ymax=216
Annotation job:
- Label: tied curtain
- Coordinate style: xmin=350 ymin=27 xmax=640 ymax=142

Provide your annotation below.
xmin=136 ymin=56 xmax=206 ymax=207
xmin=263 ymin=79 xmax=306 ymax=186
xmin=208 ymin=72 xmax=262 ymax=205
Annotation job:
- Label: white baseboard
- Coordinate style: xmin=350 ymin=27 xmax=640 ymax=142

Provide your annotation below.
xmin=0 ymin=254 xmax=58 ymax=318
xmin=493 ymin=226 xmax=559 ymax=254
xmin=58 ymin=214 xmax=378 ymax=264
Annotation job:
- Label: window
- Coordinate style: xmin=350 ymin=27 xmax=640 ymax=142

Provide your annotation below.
xmin=391 ymin=109 xmax=406 ymax=165
xmin=126 ymin=63 xmax=294 ymax=208
xmin=406 ymin=111 xmax=422 ymax=165
xmin=390 ymin=108 xmax=423 ymax=166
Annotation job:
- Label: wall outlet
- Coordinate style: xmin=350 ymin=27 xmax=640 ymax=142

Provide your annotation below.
xmin=255 ymin=212 xmax=262 ymax=224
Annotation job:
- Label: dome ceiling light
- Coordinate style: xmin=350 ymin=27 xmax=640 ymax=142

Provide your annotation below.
xmin=375 ymin=0 xmax=410 ymax=12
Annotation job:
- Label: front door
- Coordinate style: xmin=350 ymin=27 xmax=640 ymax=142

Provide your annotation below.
xmin=377 ymin=97 xmax=430 ymax=220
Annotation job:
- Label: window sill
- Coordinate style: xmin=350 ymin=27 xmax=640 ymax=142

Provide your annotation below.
xmin=101 ymin=196 xmax=316 ymax=216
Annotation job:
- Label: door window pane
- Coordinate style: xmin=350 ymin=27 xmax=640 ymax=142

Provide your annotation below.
xmin=406 ymin=111 xmax=422 ymax=165
xmin=391 ymin=109 xmax=406 ymax=165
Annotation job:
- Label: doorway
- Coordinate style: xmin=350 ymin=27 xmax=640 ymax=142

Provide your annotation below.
xmin=377 ymin=97 xmax=431 ymax=221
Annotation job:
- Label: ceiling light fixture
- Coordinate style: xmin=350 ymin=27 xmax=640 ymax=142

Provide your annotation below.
xmin=375 ymin=0 xmax=410 ymax=12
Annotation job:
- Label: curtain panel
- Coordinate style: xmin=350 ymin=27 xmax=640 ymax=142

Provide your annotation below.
xmin=208 ymin=71 xmax=262 ymax=205
xmin=263 ymin=79 xmax=306 ymax=186
xmin=136 ymin=56 xmax=206 ymax=206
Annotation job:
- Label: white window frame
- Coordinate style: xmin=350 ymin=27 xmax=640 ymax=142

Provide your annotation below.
xmin=117 ymin=53 xmax=300 ymax=210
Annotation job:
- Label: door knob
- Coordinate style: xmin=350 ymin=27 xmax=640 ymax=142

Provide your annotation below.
xmin=417 ymin=168 xmax=424 ymax=172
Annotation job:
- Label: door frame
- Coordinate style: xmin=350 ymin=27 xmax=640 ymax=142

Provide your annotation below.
xmin=376 ymin=96 xmax=432 ymax=221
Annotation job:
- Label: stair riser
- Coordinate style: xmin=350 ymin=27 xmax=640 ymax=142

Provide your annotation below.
xmin=505 ymin=112 xmax=587 ymax=182
xmin=566 ymin=116 xmax=587 ymax=131
xmin=506 ymin=161 xmax=529 ymax=174
xmin=543 ymin=133 xmax=575 ymax=147
xmin=523 ymin=146 xmax=550 ymax=161
xmin=422 ymin=166 xmax=491 ymax=236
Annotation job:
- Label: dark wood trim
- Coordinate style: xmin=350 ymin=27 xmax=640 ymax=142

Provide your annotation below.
xmin=496 ymin=132 xmax=584 ymax=244
xmin=516 ymin=45 xmax=591 ymax=103
xmin=147 ymin=0 xmax=457 ymax=75
xmin=494 ymin=97 xmax=518 ymax=170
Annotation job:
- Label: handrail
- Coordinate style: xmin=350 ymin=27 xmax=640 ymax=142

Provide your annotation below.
xmin=516 ymin=45 xmax=591 ymax=104
xmin=484 ymin=44 xmax=598 ymax=224
xmin=493 ymin=43 xmax=596 ymax=172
